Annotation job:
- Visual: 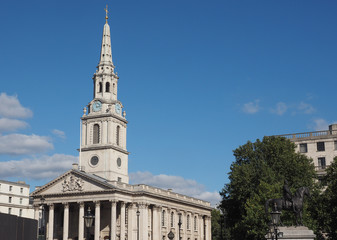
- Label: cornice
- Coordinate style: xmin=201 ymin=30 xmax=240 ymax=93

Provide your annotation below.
xmin=80 ymin=145 xmax=129 ymax=155
xmin=82 ymin=113 xmax=128 ymax=124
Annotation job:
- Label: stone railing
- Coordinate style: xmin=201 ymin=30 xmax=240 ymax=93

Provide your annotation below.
xmin=276 ymin=129 xmax=337 ymax=140
xmin=111 ymin=181 xmax=210 ymax=207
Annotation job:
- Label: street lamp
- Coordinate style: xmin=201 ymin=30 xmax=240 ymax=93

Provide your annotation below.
xmin=83 ymin=207 xmax=95 ymax=240
xmin=178 ymin=213 xmax=182 ymax=240
xmin=40 ymin=196 xmax=46 ymax=240
xmin=136 ymin=209 xmax=140 ymax=240
xmin=270 ymin=204 xmax=283 ymax=240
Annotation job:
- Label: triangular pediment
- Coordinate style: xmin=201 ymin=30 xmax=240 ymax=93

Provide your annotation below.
xmin=31 ymin=169 xmax=115 ymax=196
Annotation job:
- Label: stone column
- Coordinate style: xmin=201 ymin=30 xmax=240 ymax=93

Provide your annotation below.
xmin=48 ymin=204 xmax=54 ymax=240
xmin=127 ymin=203 xmax=136 ymax=240
xmin=87 ymin=123 xmax=91 ymax=145
xmin=95 ymin=201 xmax=101 ymax=240
xmin=139 ymin=203 xmax=148 ymax=240
xmin=191 ymin=214 xmax=196 ymax=240
xmin=78 ymin=202 xmax=85 ymax=240
xmin=199 ymin=216 xmax=204 ymax=240
xmin=120 ymin=202 xmax=126 ymax=240
xmin=82 ymin=122 xmax=86 ymax=146
xmin=110 ymin=201 xmax=117 ymax=240
xmin=107 ymin=120 xmax=111 ymax=144
xmin=34 ymin=205 xmax=39 ymax=221
xmin=102 ymin=121 xmax=107 ymax=144
xmin=63 ymin=203 xmax=69 ymax=240
xmin=152 ymin=205 xmax=161 ymax=240
xmin=206 ymin=216 xmax=211 ymax=240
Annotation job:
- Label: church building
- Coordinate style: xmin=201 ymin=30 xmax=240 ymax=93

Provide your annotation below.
xmin=31 ymin=8 xmax=212 ymax=240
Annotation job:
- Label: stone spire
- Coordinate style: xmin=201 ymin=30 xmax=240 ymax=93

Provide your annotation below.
xmin=98 ymin=5 xmax=114 ymax=69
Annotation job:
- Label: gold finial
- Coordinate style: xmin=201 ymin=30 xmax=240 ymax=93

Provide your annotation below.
xmin=104 ymin=5 xmax=109 ymax=23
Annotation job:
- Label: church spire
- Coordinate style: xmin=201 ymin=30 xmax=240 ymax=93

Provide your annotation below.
xmin=98 ymin=5 xmax=114 ymax=68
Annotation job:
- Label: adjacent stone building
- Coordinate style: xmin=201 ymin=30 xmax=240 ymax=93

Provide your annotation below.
xmin=31 ymin=9 xmax=212 ymax=240
xmin=0 ymin=180 xmax=34 ymax=219
xmin=276 ymin=124 xmax=337 ymax=177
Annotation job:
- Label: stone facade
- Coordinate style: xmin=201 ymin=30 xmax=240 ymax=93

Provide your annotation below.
xmin=276 ymin=124 xmax=337 ymax=177
xmin=31 ymin=9 xmax=212 ymax=240
xmin=0 ymin=180 xmax=34 ymax=219
xmin=31 ymin=169 xmax=211 ymax=240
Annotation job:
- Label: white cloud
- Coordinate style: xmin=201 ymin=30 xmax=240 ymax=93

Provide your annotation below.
xmin=52 ymin=129 xmax=66 ymax=139
xmin=0 ymin=134 xmax=53 ymax=155
xmin=298 ymin=102 xmax=315 ymax=114
xmin=312 ymin=118 xmax=329 ymax=131
xmin=242 ymin=100 xmax=260 ymax=114
xmin=0 ymin=93 xmax=32 ymax=118
xmin=0 ymin=154 xmax=77 ymax=180
xmin=0 ymin=118 xmax=28 ymax=132
xmin=271 ymin=102 xmax=287 ymax=116
xmin=130 ymin=171 xmax=221 ymax=207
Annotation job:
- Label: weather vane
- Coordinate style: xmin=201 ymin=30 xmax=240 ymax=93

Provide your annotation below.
xmin=104 ymin=5 xmax=109 ymax=23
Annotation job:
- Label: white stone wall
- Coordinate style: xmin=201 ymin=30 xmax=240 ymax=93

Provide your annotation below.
xmin=0 ymin=180 xmax=34 ymax=219
xmin=294 ymin=136 xmax=337 ymax=173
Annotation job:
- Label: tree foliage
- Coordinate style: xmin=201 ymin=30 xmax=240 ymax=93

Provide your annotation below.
xmin=308 ymin=157 xmax=337 ymax=239
xmin=219 ymin=136 xmax=316 ymax=240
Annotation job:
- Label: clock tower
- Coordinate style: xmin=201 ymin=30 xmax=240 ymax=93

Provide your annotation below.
xmin=80 ymin=7 xmax=129 ymax=183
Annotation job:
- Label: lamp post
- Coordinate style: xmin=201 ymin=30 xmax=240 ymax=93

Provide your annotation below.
xmin=270 ymin=204 xmax=283 ymax=240
xmin=40 ymin=197 xmax=46 ymax=240
xmin=136 ymin=209 xmax=140 ymax=240
xmin=178 ymin=213 xmax=182 ymax=240
xmin=83 ymin=207 xmax=95 ymax=240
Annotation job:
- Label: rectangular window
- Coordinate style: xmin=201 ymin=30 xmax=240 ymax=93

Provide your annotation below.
xmin=299 ymin=143 xmax=308 ymax=153
xmin=9 ymin=197 xmax=12 ymax=203
xmin=317 ymin=142 xmax=325 ymax=151
xmin=19 ymin=209 xmax=22 ymax=217
xmin=8 ymin=208 xmax=11 ymax=214
xmin=334 ymin=141 xmax=337 ymax=150
xmin=9 ymin=186 xmax=12 ymax=191
xmin=118 ymin=177 xmax=122 ymax=182
xmin=20 ymin=198 xmax=22 ymax=204
xmin=318 ymin=157 xmax=326 ymax=169
xmin=20 ymin=188 xmax=23 ymax=194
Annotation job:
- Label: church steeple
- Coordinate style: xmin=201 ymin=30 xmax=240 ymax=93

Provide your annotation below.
xmin=80 ymin=7 xmax=129 ymax=184
xmin=98 ymin=5 xmax=114 ymax=69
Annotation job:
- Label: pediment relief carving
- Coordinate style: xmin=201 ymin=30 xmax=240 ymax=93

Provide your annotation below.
xmin=32 ymin=170 xmax=114 ymax=196
xmin=62 ymin=175 xmax=84 ymax=192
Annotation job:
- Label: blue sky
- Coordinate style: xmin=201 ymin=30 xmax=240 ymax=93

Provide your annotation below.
xmin=1 ymin=0 xmax=337 ymax=206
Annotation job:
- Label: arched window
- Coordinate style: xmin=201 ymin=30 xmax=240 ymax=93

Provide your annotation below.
xmin=194 ymin=216 xmax=197 ymax=231
xmin=162 ymin=210 xmax=166 ymax=227
xmin=116 ymin=126 xmax=120 ymax=146
xmin=105 ymin=82 xmax=110 ymax=92
xmin=171 ymin=212 xmax=174 ymax=228
xmin=93 ymin=124 xmax=100 ymax=144
xmin=98 ymin=82 xmax=103 ymax=93
xmin=187 ymin=215 xmax=190 ymax=230
xmin=113 ymin=83 xmax=116 ymax=94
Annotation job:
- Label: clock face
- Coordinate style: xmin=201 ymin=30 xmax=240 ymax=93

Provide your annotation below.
xmin=115 ymin=103 xmax=121 ymax=114
xmin=92 ymin=101 xmax=102 ymax=112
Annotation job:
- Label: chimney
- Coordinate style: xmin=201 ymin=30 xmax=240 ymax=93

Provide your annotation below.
xmin=72 ymin=163 xmax=79 ymax=170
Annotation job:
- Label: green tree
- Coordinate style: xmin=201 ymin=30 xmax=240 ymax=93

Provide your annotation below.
xmin=309 ymin=157 xmax=337 ymax=239
xmin=220 ymin=136 xmax=316 ymax=240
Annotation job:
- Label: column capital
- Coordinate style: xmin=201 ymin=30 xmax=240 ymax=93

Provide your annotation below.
xmin=48 ymin=203 xmax=54 ymax=209
xmin=109 ymin=199 xmax=117 ymax=204
xmin=62 ymin=202 xmax=69 ymax=207
xmin=138 ymin=202 xmax=148 ymax=209
xmin=78 ymin=201 xmax=85 ymax=207
xmin=153 ymin=205 xmax=162 ymax=210
xmin=94 ymin=200 xmax=101 ymax=207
